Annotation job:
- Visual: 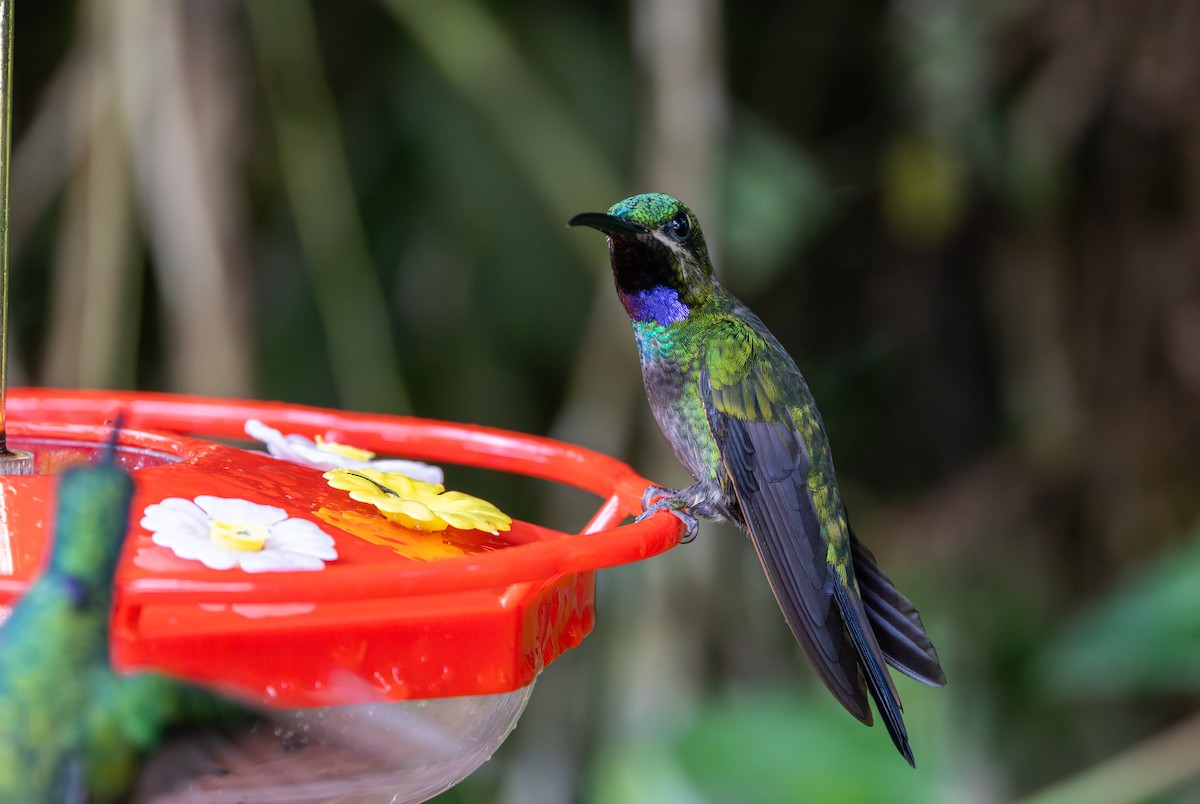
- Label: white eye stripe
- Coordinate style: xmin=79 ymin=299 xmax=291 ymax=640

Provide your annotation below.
xmin=649 ymin=231 xmax=704 ymax=284
xmin=652 ymin=231 xmax=688 ymax=260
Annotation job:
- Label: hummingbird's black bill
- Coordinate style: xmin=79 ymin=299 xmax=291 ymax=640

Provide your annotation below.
xmin=567 ymin=212 xmax=645 ymax=235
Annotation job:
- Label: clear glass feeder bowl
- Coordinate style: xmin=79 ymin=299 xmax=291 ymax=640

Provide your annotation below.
xmin=1 ymin=389 xmax=683 ymax=803
xmin=136 ymin=686 xmax=534 ymax=803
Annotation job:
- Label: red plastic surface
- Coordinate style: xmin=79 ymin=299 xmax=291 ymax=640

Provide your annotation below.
xmin=1 ymin=389 xmax=683 ymax=708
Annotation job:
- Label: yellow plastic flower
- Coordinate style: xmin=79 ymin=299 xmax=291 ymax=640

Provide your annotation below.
xmin=314 ymin=507 xmax=507 ymax=562
xmin=313 ymin=435 xmax=376 ymax=462
xmin=324 ymin=468 xmax=512 ymax=535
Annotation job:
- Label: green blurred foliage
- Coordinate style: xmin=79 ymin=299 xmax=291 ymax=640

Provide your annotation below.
xmin=8 ymin=0 xmax=1200 ymax=802
xmin=590 ymin=688 xmax=947 ymax=804
xmin=1045 ymin=522 xmax=1200 ymax=697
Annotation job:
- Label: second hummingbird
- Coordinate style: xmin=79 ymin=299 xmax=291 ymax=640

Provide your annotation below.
xmin=570 ymin=193 xmax=946 ymax=765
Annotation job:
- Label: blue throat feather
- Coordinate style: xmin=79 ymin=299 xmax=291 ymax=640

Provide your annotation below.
xmin=619 ymin=284 xmax=690 ymax=326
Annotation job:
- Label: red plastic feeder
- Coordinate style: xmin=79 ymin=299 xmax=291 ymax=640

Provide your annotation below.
xmin=0 ymin=388 xmax=683 ymax=801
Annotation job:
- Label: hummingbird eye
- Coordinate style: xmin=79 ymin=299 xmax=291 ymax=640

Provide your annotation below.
xmin=666 ymin=211 xmax=691 ymax=241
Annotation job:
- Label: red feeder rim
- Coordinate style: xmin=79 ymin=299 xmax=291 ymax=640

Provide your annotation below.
xmin=0 ymin=389 xmax=683 ymax=708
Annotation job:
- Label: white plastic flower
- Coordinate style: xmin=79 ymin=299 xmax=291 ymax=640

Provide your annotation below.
xmin=245 ymin=419 xmax=443 ymax=484
xmin=140 ymin=495 xmax=338 ymax=573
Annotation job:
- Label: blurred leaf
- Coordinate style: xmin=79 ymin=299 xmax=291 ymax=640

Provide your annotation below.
xmin=247 ymin=0 xmax=411 ymax=412
xmin=881 ymin=132 xmax=966 ymax=246
xmin=590 ymin=689 xmax=942 ymax=804
xmin=591 ymin=742 xmax=708 ymax=804
xmin=1043 ymin=523 xmax=1200 ymax=695
xmin=722 ymin=115 xmax=829 ymax=294
xmin=378 ymin=0 xmax=619 ymax=230
xmin=999 ymin=122 xmax=1069 ymax=223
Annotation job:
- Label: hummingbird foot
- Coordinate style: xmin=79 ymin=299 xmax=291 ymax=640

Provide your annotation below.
xmin=640 ymin=484 xmax=673 ymax=511
xmin=636 ymin=485 xmax=709 ymax=544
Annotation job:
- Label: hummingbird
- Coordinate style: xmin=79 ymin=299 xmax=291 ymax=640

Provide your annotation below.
xmin=0 ymin=434 xmax=241 ymax=801
xmin=570 ymin=192 xmax=946 ymax=765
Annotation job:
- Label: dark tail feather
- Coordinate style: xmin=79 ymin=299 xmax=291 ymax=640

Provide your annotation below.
xmin=850 ymin=529 xmax=947 ymax=687
xmin=833 ymin=579 xmax=915 ymax=767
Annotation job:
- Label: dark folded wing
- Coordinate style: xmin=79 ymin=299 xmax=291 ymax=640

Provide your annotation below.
xmin=701 ymin=360 xmax=870 ymax=723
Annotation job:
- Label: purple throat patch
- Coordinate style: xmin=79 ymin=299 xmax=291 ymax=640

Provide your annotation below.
xmin=622 ymin=285 xmax=690 ymax=325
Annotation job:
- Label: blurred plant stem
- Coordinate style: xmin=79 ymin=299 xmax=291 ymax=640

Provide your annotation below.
xmin=0 ymin=0 xmax=12 ymax=430
xmin=377 ymin=0 xmax=618 ymax=229
xmin=634 ymin=0 xmax=726 ymax=238
xmin=115 ymin=0 xmax=252 ymax=395
xmin=9 ymin=40 xmax=81 ymax=268
xmin=44 ymin=0 xmax=139 ymax=389
xmin=377 ymin=0 xmax=640 ymax=464
xmin=246 ymin=0 xmax=410 ymax=413
xmin=500 ymin=3 xmax=733 ymax=803
xmin=596 ymin=0 xmax=730 ymax=745
xmin=1017 ymin=712 xmax=1200 ymax=804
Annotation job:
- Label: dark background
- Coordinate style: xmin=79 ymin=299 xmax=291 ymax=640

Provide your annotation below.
xmin=10 ymin=1 xmax=1200 ymax=801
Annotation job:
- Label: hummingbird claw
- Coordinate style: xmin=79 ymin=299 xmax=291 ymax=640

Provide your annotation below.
xmin=669 ymin=508 xmax=701 ymax=543
xmin=641 ymin=484 xmax=673 ymax=510
xmin=636 ymin=485 xmax=701 ymax=543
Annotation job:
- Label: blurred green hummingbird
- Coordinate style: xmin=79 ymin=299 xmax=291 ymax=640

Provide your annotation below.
xmin=0 ymin=434 xmax=239 ymax=801
xmin=570 ymin=192 xmax=946 ymax=765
